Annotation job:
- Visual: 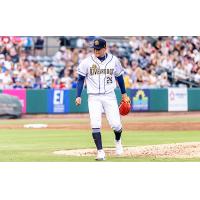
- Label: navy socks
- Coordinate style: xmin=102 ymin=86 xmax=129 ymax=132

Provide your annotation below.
xmin=92 ymin=128 xmax=102 ymax=150
xmin=114 ymin=128 xmax=122 ymax=141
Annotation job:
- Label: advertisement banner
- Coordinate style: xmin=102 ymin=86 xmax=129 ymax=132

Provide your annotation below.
xmin=131 ymin=89 xmax=150 ymax=111
xmin=48 ymin=89 xmax=69 ymax=113
xmin=168 ymin=88 xmax=188 ymax=111
xmin=3 ymin=89 xmax=26 ymax=113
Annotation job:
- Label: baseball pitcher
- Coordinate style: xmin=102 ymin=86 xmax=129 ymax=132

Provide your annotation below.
xmin=75 ymin=38 xmax=130 ymax=160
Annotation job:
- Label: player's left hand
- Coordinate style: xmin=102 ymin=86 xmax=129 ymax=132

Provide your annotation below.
xmin=122 ymin=93 xmax=130 ymax=103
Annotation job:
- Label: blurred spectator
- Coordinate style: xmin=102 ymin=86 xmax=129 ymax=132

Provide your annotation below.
xmin=0 ymin=54 xmax=5 ymax=63
xmin=59 ymin=37 xmax=70 ymax=47
xmin=25 ymin=67 xmax=36 ymax=88
xmin=13 ymin=78 xmax=23 ymax=89
xmin=129 ymin=36 xmax=141 ymax=50
xmin=53 ymin=46 xmax=69 ymax=66
xmin=4 ymin=55 xmax=13 ymax=70
xmin=123 ymin=68 xmax=133 ymax=88
xmin=121 ymin=57 xmax=129 ymax=69
xmin=160 ymin=54 xmax=174 ymax=72
xmin=34 ymin=37 xmax=44 ymax=56
xmin=11 ymin=36 xmax=23 ymax=46
xmin=0 ymin=69 xmax=13 ymax=89
xmin=22 ymin=37 xmax=33 ymax=55
xmin=148 ymin=68 xmax=157 ymax=88
xmin=41 ymin=68 xmax=52 ymax=89
xmin=9 ymin=47 xmax=19 ymax=63
xmin=158 ymin=72 xmax=171 ymax=88
xmin=109 ymin=44 xmax=120 ymax=57
xmin=173 ymin=61 xmax=188 ymax=82
xmin=60 ymin=68 xmax=73 ymax=89
xmin=76 ymin=37 xmax=87 ymax=48
xmin=59 ymin=60 xmax=74 ymax=78
xmin=0 ymin=60 xmax=7 ymax=73
xmin=1 ymin=36 xmax=10 ymax=44
xmin=47 ymin=64 xmax=57 ymax=79
xmin=194 ymin=68 xmax=200 ymax=84
xmin=71 ymin=67 xmax=78 ymax=88
xmin=130 ymin=60 xmax=140 ymax=88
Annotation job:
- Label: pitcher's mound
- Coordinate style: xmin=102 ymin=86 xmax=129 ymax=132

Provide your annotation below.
xmin=54 ymin=142 xmax=200 ymax=158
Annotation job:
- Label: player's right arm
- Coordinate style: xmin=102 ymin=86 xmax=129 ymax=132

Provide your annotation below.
xmin=75 ymin=60 xmax=88 ymax=106
xmin=75 ymin=74 xmax=85 ymax=106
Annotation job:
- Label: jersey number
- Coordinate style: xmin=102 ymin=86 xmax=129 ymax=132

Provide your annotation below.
xmin=107 ymin=77 xmax=113 ymax=84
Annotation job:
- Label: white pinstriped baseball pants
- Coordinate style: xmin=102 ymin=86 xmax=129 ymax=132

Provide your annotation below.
xmin=88 ymin=91 xmax=122 ymax=131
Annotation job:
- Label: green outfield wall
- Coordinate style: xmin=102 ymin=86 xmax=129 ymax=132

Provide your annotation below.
xmin=188 ymin=88 xmax=200 ymax=111
xmin=2 ymin=88 xmax=200 ymax=114
xmin=26 ymin=90 xmax=48 ymax=113
xmin=149 ymin=89 xmax=168 ymax=111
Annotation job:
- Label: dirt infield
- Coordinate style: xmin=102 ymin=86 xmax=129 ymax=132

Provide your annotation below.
xmin=2 ymin=121 xmax=200 ymax=131
xmin=1 ymin=112 xmax=200 ymax=131
xmin=54 ymin=142 xmax=200 ymax=158
xmin=21 ymin=111 xmax=200 ymax=119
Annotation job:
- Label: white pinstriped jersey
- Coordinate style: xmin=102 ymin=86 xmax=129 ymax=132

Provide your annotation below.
xmin=77 ymin=53 xmax=124 ymax=94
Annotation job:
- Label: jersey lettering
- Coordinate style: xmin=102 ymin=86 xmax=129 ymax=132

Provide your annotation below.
xmin=106 ymin=77 xmax=113 ymax=84
xmin=90 ymin=66 xmax=114 ymax=76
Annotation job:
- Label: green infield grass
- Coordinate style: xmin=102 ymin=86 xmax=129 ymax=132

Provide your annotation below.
xmin=0 ymin=128 xmax=200 ymax=162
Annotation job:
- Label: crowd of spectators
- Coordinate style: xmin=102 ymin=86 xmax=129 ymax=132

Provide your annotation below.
xmin=1 ymin=36 xmax=200 ymax=90
xmin=117 ymin=36 xmax=200 ymax=88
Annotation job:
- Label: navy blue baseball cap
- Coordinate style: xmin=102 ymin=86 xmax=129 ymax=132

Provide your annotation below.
xmin=91 ymin=38 xmax=107 ymax=50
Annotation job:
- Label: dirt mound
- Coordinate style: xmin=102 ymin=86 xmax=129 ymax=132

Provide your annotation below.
xmin=53 ymin=142 xmax=200 ymax=158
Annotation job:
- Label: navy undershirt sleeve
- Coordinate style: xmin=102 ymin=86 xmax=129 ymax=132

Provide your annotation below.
xmin=76 ymin=74 xmax=85 ymax=98
xmin=116 ymin=75 xmax=126 ymax=94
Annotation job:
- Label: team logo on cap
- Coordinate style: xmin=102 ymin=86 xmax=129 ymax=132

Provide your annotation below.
xmin=94 ymin=40 xmax=99 ymax=46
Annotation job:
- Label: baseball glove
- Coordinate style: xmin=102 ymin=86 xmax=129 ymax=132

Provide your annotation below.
xmin=119 ymin=96 xmax=131 ymax=116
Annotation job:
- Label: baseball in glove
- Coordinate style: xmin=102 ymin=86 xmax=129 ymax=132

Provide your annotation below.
xmin=119 ymin=96 xmax=131 ymax=116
